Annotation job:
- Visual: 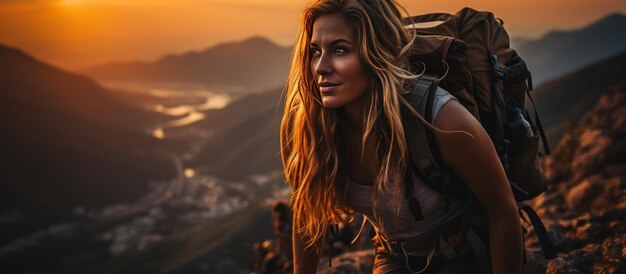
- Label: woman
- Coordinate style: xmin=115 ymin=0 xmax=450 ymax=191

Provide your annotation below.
xmin=279 ymin=0 xmax=523 ymax=273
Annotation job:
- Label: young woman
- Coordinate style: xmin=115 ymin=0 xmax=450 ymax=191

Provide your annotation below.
xmin=279 ymin=1 xmax=523 ymax=273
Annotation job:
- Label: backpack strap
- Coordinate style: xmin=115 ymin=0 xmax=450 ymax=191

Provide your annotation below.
xmin=423 ymin=77 xmax=446 ymax=170
xmin=489 ymin=55 xmax=510 ymax=165
xmin=518 ymin=202 xmax=557 ymax=259
xmin=404 ymin=75 xmax=476 ymax=217
xmin=403 ymin=75 xmax=446 ymax=222
xmin=404 ymin=75 xmax=444 ymax=184
xmin=524 ymin=88 xmax=551 ymax=155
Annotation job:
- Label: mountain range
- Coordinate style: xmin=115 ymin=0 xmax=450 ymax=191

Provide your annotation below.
xmin=83 ymin=14 xmax=626 ymax=91
xmin=85 ymin=37 xmax=292 ymax=92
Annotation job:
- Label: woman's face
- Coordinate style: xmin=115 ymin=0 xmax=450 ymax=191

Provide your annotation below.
xmin=310 ymin=14 xmax=370 ymax=109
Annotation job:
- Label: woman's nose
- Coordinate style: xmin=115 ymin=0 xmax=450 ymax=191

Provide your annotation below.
xmin=314 ymin=53 xmax=333 ymax=76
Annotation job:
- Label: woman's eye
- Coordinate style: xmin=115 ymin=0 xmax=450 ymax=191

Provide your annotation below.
xmin=334 ymin=48 xmax=347 ymax=54
xmin=310 ymin=48 xmax=321 ymax=56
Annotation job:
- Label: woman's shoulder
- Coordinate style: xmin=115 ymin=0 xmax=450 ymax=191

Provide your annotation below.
xmin=433 ymin=94 xmax=492 ymax=167
xmin=433 ymin=95 xmax=482 ymax=139
xmin=431 ymin=87 xmax=457 ymax=122
xmin=405 ymin=82 xmax=457 ymax=121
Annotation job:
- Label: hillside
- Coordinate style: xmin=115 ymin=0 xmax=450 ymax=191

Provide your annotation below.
xmin=0 ymin=44 xmax=177 ymax=237
xmin=532 ymin=49 xmax=626 ymax=145
xmin=187 ymin=89 xmax=283 ymax=180
xmin=525 ymin=86 xmax=626 ymax=273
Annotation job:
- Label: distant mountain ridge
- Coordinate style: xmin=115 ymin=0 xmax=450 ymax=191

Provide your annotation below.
xmin=86 ymin=14 xmax=626 ymax=92
xmin=517 ymin=13 xmax=626 ymax=84
xmin=85 ymin=37 xmax=292 ymax=92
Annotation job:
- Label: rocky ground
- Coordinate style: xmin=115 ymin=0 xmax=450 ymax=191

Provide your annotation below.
xmin=525 ymin=87 xmax=626 ymax=274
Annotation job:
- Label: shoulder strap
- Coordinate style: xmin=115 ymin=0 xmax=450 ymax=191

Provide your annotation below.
xmin=403 ymin=75 xmax=443 ymax=186
xmin=423 ymin=79 xmax=446 ymax=169
xmin=403 ymin=75 xmax=447 ymax=186
xmin=402 ymin=75 xmax=446 ymax=221
xmin=404 ymin=76 xmax=476 ymax=213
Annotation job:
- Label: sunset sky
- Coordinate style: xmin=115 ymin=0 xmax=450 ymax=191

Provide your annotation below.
xmin=1 ymin=0 xmax=624 ymax=71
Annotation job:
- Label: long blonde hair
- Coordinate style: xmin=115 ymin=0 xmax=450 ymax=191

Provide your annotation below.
xmin=280 ymin=0 xmax=422 ymax=249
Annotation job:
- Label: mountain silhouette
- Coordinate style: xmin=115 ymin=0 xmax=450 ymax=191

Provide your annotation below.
xmin=532 ymin=49 xmax=626 ymax=145
xmin=85 ymin=37 xmax=292 ymax=92
xmin=517 ymin=13 xmax=626 ymax=85
xmin=0 ymin=44 xmax=177 ymax=237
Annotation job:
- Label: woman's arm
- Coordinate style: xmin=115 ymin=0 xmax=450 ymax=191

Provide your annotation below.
xmin=433 ymin=100 xmax=523 ymax=274
xmin=292 ymin=218 xmax=322 ymax=274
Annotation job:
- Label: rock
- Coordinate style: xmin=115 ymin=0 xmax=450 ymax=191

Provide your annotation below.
xmin=608 ymin=220 xmax=626 ymax=235
xmin=588 ymin=176 xmax=623 ymax=214
xmin=524 ymin=251 xmax=550 ymax=274
xmin=546 ymin=257 xmax=583 ymax=274
xmin=600 ymin=237 xmax=625 ymax=262
xmin=574 ymin=222 xmax=608 ymax=243
xmin=565 ymin=178 xmax=603 ymax=213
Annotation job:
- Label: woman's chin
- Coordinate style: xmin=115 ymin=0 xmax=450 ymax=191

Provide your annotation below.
xmin=321 ymin=99 xmax=344 ymax=109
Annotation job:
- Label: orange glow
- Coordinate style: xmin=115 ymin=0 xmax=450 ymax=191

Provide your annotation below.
xmin=0 ymin=0 xmax=624 ymax=71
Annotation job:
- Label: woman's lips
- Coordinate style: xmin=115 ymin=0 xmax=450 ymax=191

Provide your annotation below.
xmin=320 ymin=84 xmax=341 ymax=94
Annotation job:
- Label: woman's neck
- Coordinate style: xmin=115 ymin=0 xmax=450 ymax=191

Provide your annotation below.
xmin=344 ymin=107 xmax=364 ymax=135
xmin=341 ymin=98 xmax=380 ymax=186
xmin=342 ymin=93 xmax=369 ymax=135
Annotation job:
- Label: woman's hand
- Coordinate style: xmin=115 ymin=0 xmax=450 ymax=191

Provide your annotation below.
xmin=433 ymin=100 xmax=523 ymax=274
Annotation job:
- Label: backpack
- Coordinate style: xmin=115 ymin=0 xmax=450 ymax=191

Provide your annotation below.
xmin=326 ymin=7 xmax=556 ymax=270
xmin=399 ymin=6 xmax=556 ymax=263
